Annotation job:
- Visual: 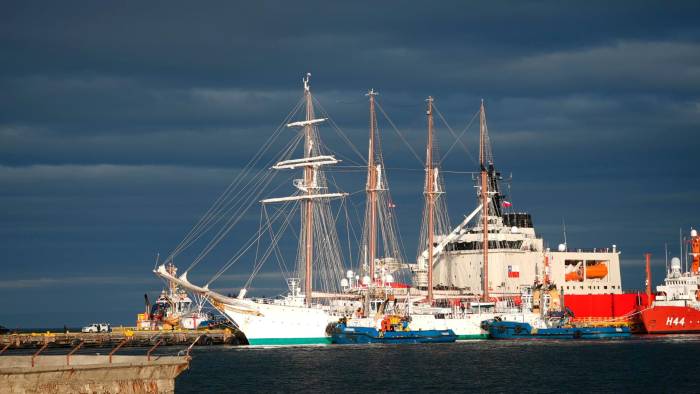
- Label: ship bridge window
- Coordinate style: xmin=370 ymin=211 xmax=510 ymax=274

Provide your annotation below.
xmin=445 ymin=240 xmax=523 ymax=251
xmin=502 ymin=213 xmax=533 ymax=228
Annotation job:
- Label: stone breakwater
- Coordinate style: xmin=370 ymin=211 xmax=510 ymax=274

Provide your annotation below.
xmin=0 ymin=355 xmax=189 ymax=394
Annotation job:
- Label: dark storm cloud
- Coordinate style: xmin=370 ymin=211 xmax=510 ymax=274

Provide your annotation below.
xmin=1 ymin=1 xmax=699 ymax=326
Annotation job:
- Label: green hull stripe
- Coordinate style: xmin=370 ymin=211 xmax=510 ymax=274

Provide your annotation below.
xmin=457 ymin=334 xmax=488 ymax=340
xmin=248 ymin=337 xmax=331 ymax=345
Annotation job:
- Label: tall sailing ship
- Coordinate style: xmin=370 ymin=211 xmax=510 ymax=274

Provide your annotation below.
xmin=154 ymin=76 xmax=637 ymax=344
xmin=156 ymin=74 xmax=358 ymax=345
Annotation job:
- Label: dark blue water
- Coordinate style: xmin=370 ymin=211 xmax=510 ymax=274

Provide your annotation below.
xmin=177 ymin=336 xmax=700 ymax=393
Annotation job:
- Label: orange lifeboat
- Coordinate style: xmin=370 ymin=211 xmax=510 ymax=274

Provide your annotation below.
xmin=565 ymin=271 xmax=581 ymax=282
xmin=586 ymin=262 xmax=608 ymax=279
xmin=565 ymin=263 xmax=608 ymax=281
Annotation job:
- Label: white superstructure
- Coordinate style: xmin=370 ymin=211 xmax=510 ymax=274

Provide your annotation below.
xmin=413 ymin=215 xmax=622 ymax=297
xmin=408 ymin=99 xmax=622 ymax=300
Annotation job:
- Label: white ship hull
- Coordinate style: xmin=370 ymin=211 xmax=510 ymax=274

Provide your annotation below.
xmin=154 ymin=264 xmax=339 ymax=345
xmin=220 ymin=299 xmax=336 ymax=345
xmin=410 ymin=311 xmax=541 ymax=339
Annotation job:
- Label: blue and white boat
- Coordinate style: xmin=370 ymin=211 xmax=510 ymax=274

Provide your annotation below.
xmin=485 ymin=320 xmax=630 ymax=339
xmin=330 ymin=321 xmax=457 ymax=344
xmin=483 ymin=317 xmax=631 ymax=340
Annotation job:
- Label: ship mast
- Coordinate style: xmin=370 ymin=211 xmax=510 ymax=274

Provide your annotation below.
xmin=425 ymin=96 xmax=435 ymax=304
xmin=366 ymin=89 xmax=378 ymax=286
xmin=261 ymin=73 xmax=346 ymax=306
xmin=645 ymin=252 xmax=652 ymax=306
xmin=479 ymin=99 xmax=489 ymax=302
xmin=303 ymin=75 xmax=314 ymax=307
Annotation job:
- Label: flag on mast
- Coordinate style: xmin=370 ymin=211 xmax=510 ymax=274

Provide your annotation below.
xmin=508 ymin=265 xmax=520 ymax=278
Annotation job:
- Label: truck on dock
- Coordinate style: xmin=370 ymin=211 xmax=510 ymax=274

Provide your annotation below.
xmin=81 ymin=323 xmax=111 ymax=333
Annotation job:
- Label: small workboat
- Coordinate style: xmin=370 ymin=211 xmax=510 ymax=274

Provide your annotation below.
xmin=330 ymin=316 xmax=457 ymax=344
xmin=331 ymin=323 xmax=457 ymax=344
xmin=483 ymin=310 xmax=631 ymax=340
xmin=485 ymin=320 xmax=630 ymax=339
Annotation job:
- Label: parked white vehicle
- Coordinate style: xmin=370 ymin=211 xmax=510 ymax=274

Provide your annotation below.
xmin=81 ymin=323 xmax=111 ymax=333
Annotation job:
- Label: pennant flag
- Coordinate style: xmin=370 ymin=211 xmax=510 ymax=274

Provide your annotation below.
xmin=388 ymin=201 xmax=396 ymax=209
xmin=502 ymin=200 xmax=512 ymax=208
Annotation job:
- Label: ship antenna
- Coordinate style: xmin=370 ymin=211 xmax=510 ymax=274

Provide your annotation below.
xmin=665 ymin=242 xmax=669 ymax=274
xmin=680 ymin=228 xmax=684 ymax=273
xmin=685 ymin=232 xmax=689 ymax=273
xmin=562 ymin=217 xmax=568 ymax=250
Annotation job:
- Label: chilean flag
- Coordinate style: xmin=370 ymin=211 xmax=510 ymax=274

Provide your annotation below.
xmin=502 ymin=200 xmax=512 ymax=208
xmin=508 ymin=265 xmax=520 ymax=278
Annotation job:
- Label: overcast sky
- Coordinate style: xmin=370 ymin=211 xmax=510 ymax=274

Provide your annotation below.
xmin=2 ymin=1 xmax=699 ymax=327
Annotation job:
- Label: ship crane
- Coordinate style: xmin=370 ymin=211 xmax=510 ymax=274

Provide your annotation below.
xmin=418 ymin=201 xmax=488 ymax=265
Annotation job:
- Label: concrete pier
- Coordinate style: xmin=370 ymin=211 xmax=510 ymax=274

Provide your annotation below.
xmin=0 ymin=355 xmax=189 ymax=394
xmin=1 ymin=327 xmax=244 ymax=349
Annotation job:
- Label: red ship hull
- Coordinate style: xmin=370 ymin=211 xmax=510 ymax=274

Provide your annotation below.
xmin=563 ymin=293 xmax=650 ymax=322
xmin=641 ymin=306 xmax=700 ymax=333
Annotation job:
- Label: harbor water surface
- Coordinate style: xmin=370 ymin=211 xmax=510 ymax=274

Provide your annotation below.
xmin=177 ymin=335 xmax=700 ymax=393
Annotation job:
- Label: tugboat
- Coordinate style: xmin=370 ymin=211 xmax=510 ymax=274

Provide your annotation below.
xmin=330 ymin=315 xmax=457 ymax=344
xmin=640 ymin=229 xmax=700 ymax=334
xmin=484 ymin=313 xmax=631 ymax=340
xmin=483 ymin=287 xmax=631 ymax=339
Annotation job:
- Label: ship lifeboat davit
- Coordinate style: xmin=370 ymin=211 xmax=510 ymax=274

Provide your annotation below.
xmin=565 ymin=263 xmax=608 ymax=281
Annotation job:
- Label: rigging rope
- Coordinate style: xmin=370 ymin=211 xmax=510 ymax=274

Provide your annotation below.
xmin=166 ymin=97 xmax=305 ymax=266
xmin=207 ymin=195 xmax=298 ymax=286
xmin=435 ymin=105 xmax=479 ymax=165
xmin=375 ymin=101 xmax=424 ymax=165
xmin=312 ymin=96 xmax=366 ymax=166
xmin=185 ymin=135 xmax=302 ymax=273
